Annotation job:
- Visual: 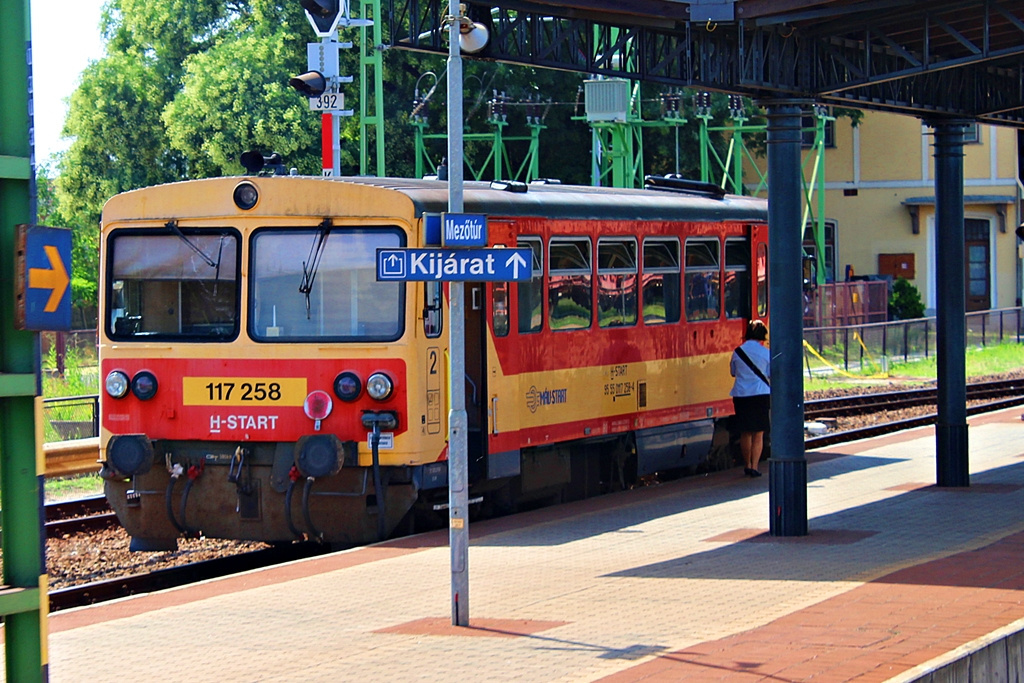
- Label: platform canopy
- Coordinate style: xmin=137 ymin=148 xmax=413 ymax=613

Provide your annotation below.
xmin=389 ymin=0 xmax=1024 ymax=125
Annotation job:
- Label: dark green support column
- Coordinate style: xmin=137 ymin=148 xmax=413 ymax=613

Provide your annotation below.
xmin=762 ymin=100 xmax=808 ymax=537
xmin=928 ymin=119 xmax=970 ymax=487
xmin=0 ymin=0 xmax=49 ymax=681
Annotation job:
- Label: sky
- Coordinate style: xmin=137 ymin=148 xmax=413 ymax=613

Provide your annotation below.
xmin=31 ymin=0 xmax=107 ymax=166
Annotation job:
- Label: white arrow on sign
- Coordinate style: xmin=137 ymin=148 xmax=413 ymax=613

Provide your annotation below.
xmin=505 ymin=252 xmax=528 ymax=280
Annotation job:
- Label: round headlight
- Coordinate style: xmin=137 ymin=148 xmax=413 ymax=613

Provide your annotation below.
xmin=366 ymin=372 xmax=394 ymax=401
xmin=131 ymin=371 xmax=158 ymax=401
xmin=333 ymin=372 xmax=362 ymax=402
xmin=105 ymin=370 xmax=130 ymax=399
xmin=233 ymin=181 xmax=259 ymax=210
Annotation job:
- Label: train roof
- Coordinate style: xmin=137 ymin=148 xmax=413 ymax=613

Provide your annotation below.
xmin=102 ymin=175 xmax=768 ymax=224
xmin=340 ymin=176 xmax=768 ymax=223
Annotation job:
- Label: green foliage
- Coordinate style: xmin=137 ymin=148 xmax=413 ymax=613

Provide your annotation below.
xmin=42 ymin=344 xmax=98 ymax=398
xmin=164 ymin=31 xmax=319 ymax=175
xmin=888 ymin=277 xmax=925 ymax=320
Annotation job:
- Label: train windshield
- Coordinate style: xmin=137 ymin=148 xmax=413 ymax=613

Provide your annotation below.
xmin=249 ymin=227 xmax=404 ymax=342
xmin=107 ymin=228 xmax=240 ymax=341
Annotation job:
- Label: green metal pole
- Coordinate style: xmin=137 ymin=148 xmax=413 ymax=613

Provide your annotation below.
xmin=359 ymin=0 xmax=385 ymax=176
xmin=0 ymin=0 xmax=48 ymax=681
xmin=698 ymin=115 xmax=711 ymax=184
xmin=731 ymin=116 xmax=746 ymax=195
xmin=813 ymin=110 xmax=829 ymax=284
xmin=411 ymin=119 xmax=430 ymax=178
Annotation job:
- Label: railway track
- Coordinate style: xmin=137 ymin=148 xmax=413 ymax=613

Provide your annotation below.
xmin=48 ymin=542 xmax=334 ymax=612
xmin=42 ymin=381 xmax=1024 ymax=612
xmin=45 ymin=495 xmax=118 ymax=537
xmin=803 ymin=377 xmax=1024 ymax=420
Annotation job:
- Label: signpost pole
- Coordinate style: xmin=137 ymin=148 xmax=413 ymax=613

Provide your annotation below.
xmin=446 ymin=5 xmax=470 ymax=627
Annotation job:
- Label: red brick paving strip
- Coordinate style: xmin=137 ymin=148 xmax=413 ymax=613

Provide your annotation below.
xmin=597 ymin=531 xmax=1024 ymax=682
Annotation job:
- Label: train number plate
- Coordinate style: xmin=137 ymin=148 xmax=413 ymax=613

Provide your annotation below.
xmin=182 ymin=377 xmax=308 ymax=406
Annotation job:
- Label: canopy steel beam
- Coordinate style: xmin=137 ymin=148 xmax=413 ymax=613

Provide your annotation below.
xmin=387 ymin=0 xmax=1024 ymax=124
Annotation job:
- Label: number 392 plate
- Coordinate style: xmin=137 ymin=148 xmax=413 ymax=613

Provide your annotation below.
xmin=182 ymin=377 xmax=307 ymax=406
xmin=309 ymin=93 xmax=347 ymax=111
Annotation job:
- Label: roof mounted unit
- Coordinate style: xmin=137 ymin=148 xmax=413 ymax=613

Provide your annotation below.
xmin=584 ymin=79 xmax=630 ymax=122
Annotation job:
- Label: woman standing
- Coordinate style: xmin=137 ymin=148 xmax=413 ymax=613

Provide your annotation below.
xmin=730 ymin=320 xmax=770 ymax=477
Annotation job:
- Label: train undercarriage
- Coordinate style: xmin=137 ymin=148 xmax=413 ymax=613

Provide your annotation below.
xmin=104 ymin=419 xmax=738 ymax=551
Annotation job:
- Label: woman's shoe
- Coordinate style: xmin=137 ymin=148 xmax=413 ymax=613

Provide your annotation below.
xmin=750 ymin=468 xmax=762 ymax=477
xmin=744 ymin=467 xmax=755 ymax=477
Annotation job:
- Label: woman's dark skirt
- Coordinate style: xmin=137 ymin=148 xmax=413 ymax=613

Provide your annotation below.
xmin=732 ymin=394 xmax=770 ymax=433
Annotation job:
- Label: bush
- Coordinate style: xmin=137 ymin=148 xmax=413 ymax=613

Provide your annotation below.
xmin=888 ymin=277 xmax=925 ymax=320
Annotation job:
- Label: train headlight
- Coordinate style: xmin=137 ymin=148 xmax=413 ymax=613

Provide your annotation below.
xmin=366 ymin=372 xmax=393 ymax=401
xmin=131 ymin=371 xmax=158 ymax=401
xmin=333 ymin=371 xmax=362 ymax=402
xmin=105 ymin=370 xmax=130 ymax=399
xmin=233 ymin=181 xmax=259 ymax=210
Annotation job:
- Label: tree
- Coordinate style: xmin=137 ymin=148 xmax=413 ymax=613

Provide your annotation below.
xmin=164 ymin=31 xmax=319 ymax=176
xmin=889 ymin=277 xmax=925 ymax=320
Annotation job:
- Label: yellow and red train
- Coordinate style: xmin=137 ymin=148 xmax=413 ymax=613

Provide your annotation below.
xmin=98 ymin=174 xmax=768 ymax=550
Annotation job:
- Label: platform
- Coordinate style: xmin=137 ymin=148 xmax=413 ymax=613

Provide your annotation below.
xmin=10 ymin=407 xmax=1024 ymax=682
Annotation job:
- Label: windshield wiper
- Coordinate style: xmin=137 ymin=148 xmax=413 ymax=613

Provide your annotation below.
xmin=166 ymin=220 xmax=218 ymax=268
xmin=298 ymin=218 xmax=332 ymax=319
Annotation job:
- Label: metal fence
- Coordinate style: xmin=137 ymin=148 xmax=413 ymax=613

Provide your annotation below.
xmin=42 ymin=394 xmax=99 ymax=442
xmin=803 ymin=307 xmax=1024 ymax=375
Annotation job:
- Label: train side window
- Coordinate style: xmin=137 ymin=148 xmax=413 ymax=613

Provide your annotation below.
xmin=684 ymin=238 xmax=720 ymax=321
xmin=642 ymin=238 xmax=680 ymax=325
xmin=492 ymin=282 xmax=509 ymax=337
xmin=757 ymin=242 xmax=768 ymax=317
xmin=424 ymin=281 xmax=443 ymax=338
xmin=548 ymin=237 xmax=592 ymax=331
xmin=724 ymin=237 xmax=750 ymax=319
xmin=597 ymin=237 xmax=637 ymax=328
xmin=517 ymin=237 xmax=543 ymax=334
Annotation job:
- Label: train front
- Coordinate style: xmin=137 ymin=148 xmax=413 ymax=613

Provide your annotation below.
xmin=98 ymin=176 xmax=436 ymax=550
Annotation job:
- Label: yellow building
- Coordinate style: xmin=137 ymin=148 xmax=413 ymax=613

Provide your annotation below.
xmin=801 ymin=111 xmax=1020 ymax=315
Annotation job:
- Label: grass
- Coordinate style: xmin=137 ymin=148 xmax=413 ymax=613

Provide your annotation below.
xmin=803 ymin=342 xmax=1024 ymax=392
xmin=45 ymin=474 xmax=103 ymax=504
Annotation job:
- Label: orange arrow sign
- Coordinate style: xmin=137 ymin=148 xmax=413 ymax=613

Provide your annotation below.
xmin=29 ymin=245 xmax=70 ymax=312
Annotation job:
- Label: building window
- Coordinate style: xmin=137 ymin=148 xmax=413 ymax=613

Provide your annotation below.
xmin=963 ymin=122 xmax=981 ymax=144
xmin=802 ymin=220 xmax=837 ymax=283
xmin=801 ymin=115 xmax=835 ymax=148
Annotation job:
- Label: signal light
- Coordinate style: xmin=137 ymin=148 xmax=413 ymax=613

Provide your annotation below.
xmin=239 ymin=151 xmax=285 ymax=176
xmin=334 ymin=371 xmax=362 ymax=402
xmin=289 ymin=70 xmax=327 ymax=98
xmin=131 ymin=371 xmax=159 ymax=401
xmin=300 ymin=0 xmax=344 ymax=36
